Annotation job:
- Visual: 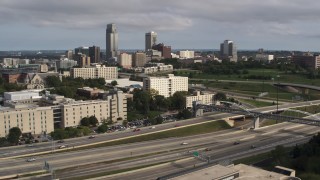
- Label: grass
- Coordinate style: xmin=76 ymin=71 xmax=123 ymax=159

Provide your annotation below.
xmin=65 ymin=160 xmax=174 ymax=180
xmin=233 ymin=152 xmax=271 ymax=165
xmin=238 ymin=99 xmax=274 ymax=107
xmin=76 ymin=120 xmax=231 ymax=150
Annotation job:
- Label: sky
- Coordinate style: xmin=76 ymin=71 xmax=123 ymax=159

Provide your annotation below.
xmin=1 ymin=0 xmax=320 ymax=51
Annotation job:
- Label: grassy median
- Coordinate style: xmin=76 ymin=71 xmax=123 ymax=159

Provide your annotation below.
xmin=76 ymin=120 xmax=231 ymax=150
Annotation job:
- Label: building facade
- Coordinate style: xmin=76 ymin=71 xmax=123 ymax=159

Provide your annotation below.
xmin=119 ymin=53 xmax=132 ymax=69
xmin=106 ymin=23 xmax=119 ymax=60
xmin=255 ymin=54 xmax=274 ymax=62
xmin=185 ymin=91 xmax=215 ymax=108
xmin=143 ymin=74 xmax=188 ymax=97
xmin=145 ymin=31 xmax=157 ymax=52
xmin=133 ymin=52 xmax=147 ymax=67
xmin=152 ymin=43 xmax=171 ymax=59
xmin=56 ymin=59 xmax=78 ymax=70
xmin=89 ymin=46 xmax=101 ymax=63
xmin=179 ymin=50 xmax=195 ymax=59
xmin=0 ymin=105 xmax=54 ymax=137
xmin=220 ymin=40 xmax=238 ymax=62
xmin=292 ymin=55 xmax=320 ymax=70
xmin=70 ymin=65 xmax=118 ymax=80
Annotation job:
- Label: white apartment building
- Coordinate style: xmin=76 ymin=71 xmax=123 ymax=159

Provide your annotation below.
xmin=118 ymin=53 xmax=132 ymax=69
xmin=185 ymin=91 xmax=215 ymax=108
xmin=255 ymin=54 xmax=274 ymax=62
xmin=179 ymin=50 xmax=195 ymax=59
xmin=143 ymin=74 xmax=188 ymax=97
xmin=70 ymin=64 xmax=118 ymax=80
xmin=0 ymin=105 xmax=54 ymax=137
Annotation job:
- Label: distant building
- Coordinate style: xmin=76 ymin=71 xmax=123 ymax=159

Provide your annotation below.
xmin=292 ymin=55 xmax=320 ymax=70
xmin=65 ymin=50 xmax=73 ymax=60
xmin=106 ymin=23 xmax=119 ymax=60
xmin=143 ymin=74 xmax=188 ymax=97
xmin=74 ymin=46 xmax=89 ymax=56
xmin=4 ymin=90 xmax=41 ymax=102
xmin=220 ymin=40 xmax=237 ymax=62
xmin=145 ymin=31 xmax=157 ymax=52
xmin=77 ymin=87 xmax=105 ymax=99
xmin=133 ymin=52 xmax=147 ymax=67
xmin=185 ymin=91 xmax=215 ymax=108
xmin=75 ymin=54 xmax=91 ymax=67
xmin=152 ymin=43 xmax=172 ymax=59
xmin=2 ymin=58 xmax=29 ymax=67
xmin=56 ymin=59 xmax=78 ymax=70
xmin=40 ymin=64 xmax=48 ymax=73
xmin=171 ymin=53 xmax=180 ymax=59
xmin=118 ymin=53 xmax=132 ymax=69
xmin=255 ymin=54 xmax=274 ymax=62
xmin=70 ymin=64 xmax=118 ymax=80
xmin=179 ymin=50 xmax=195 ymax=59
xmin=89 ymin=46 xmax=101 ymax=64
xmin=143 ymin=62 xmax=173 ymax=74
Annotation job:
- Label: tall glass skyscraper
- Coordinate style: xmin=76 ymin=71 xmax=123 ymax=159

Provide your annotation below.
xmin=220 ymin=40 xmax=237 ymax=62
xmin=145 ymin=31 xmax=157 ymax=52
xmin=106 ymin=23 xmax=119 ymax=60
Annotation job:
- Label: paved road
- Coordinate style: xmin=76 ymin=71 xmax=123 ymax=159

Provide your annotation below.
xmin=1 ymin=100 xmax=320 ymax=159
xmin=2 ymin=122 xmax=317 ymax=179
xmin=100 ymin=124 xmax=320 ymax=180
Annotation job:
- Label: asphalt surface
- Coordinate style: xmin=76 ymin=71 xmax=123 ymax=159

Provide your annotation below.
xmin=1 ymin=99 xmax=320 ymax=159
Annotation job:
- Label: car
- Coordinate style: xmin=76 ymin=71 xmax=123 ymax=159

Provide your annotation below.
xmin=204 ymin=148 xmax=212 ymax=151
xmin=251 ymin=145 xmax=256 ymax=149
xmin=26 ymin=157 xmax=36 ymax=162
xmin=174 ymin=124 xmax=180 ymax=127
xmin=57 ymin=140 xmax=65 ymax=143
xmin=181 ymin=142 xmax=188 ymax=145
xmin=133 ymin=128 xmax=141 ymax=132
xmin=233 ymin=141 xmax=240 ymax=145
xmin=89 ymin=135 xmax=95 ymax=139
xmin=150 ymin=126 xmax=156 ymax=129
xmin=26 ymin=144 xmax=34 ymax=147
xmin=58 ymin=145 xmax=66 ymax=149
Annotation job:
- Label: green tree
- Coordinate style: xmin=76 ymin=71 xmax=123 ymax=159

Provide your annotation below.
xmin=111 ymin=80 xmax=118 ymax=86
xmin=170 ymin=91 xmax=187 ymax=110
xmin=155 ymin=116 xmax=163 ymax=124
xmin=46 ymin=76 xmax=62 ymax=87
xmin=271 ymin=145 xmax=286 ymax=165
xmin=7 ymin=127 xmax=22 ymax=145
xmin=122 ymin=120 xmax=128 ymax=127
xmin=89 ymin=116 xmax=99 ymax=127
xmin=78 ymin=126 xmax=91 ymax=136
xmin=0 ymin=137 xmax=9 ymax=147
xmin=97 ymin=123 xmax=109 ymax=133
xmin=214 ymin=92 xmax=227 ymax=102
xmin=80 ymin=117 xmax=90 ymax=126
xmin=177 ymin=109 xmax=193 ymax=119
xmin=51 ymin=129 xmax=67 ymax=140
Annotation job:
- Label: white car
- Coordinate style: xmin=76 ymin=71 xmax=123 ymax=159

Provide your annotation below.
xmin=26 ymin=157 xmax=36 ymax=162
xmin=59 ymin=145 xmax=66 ymax=149
xmin=150 ymin=126 xmax=156 ymax=129
xmin=181 ymin=142 xmax=189 ymax=145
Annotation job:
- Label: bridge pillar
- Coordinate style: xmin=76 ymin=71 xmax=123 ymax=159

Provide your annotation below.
xmin=254 ymin=117 xmax=260 ymax=129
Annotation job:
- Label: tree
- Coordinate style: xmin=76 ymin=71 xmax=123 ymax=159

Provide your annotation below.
xmin=0 ymin=137 xmax=9 ymax=147
xmin=155 ymin=116 xmax=163 ymax=125
xmin=7 ymin=127 xmax=22 ymax=145
xmin=177 ymin=109 xmax=193 ymax=119
xmin=111 ymin=80 xmax=118 ymax=86
xmin=122 ymin=120 xmax=128 ymax=127
xmin=271 ymin=145 xmax=286 ymax=165
xmin=214 ymin=92 xmax=227 ymax=102
xmin=170 ymin=91 xmax=187 ymax=110
xmin=89 ymin=116 xmax=99 ymax=127
xmin=51 ymin=129 xmax=67 ymax=140
xmin=97 ymin=123 xmax=108 ymax=133
xmin=80 ymin=117 xmax=90 ymax=126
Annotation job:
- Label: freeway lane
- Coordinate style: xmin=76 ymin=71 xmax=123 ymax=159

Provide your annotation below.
xmin=102 ymin=125 xmax=320 ymax=180
xmin=2 ymin=99 xmax=320 ymax=159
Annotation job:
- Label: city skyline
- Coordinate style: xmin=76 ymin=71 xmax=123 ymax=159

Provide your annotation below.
xmin=1 ymin=0 xmax=320 ymax=51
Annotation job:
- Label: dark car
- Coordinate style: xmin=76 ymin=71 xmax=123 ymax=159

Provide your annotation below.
xmin=133 ymin=128 xmax=141 ymax=132
xmin=233 ymin=141 xmax=240 ymax=145
xmin=57 ymin=140 xmax=65 ymax=143
xmin=89 ymin=135 xmax=95 ymax=139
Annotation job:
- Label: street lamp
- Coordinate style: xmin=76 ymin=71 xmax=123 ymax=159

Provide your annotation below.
xmin=276 ymin=75 xmax=280 ymax=122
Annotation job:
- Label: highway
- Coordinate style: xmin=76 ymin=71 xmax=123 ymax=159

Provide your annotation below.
xmin=1 ymin=99 xmax=320 ymax=159
xmin=1 ymin=122 xmax=319 ymax=179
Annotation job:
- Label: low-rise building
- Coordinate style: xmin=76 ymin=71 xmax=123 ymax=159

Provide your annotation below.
xmin=292 ymin=55 xmax=320 ymax=70
xmin=70 ymin=64 xmax=118 ymax=80
xmin=186 ymin=91 xmax=215 ymax=108
xmin=179 ymin=50 xmax=195 ymax=59
xmin=255 ymin=54 xmax=274 ymax=62
xmin=77 ymin=87 xmax=105 ymax=99
xmin=143 ymin=74 xmax=188 ymax=97
xmin=118 ymin=53 xmax=132 ymax=69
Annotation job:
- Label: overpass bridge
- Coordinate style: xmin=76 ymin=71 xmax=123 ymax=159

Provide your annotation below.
xmin=195 ymin=101 xmax=320 ymax=129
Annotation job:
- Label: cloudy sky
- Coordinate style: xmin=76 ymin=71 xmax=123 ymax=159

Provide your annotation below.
xmin=1 ymin=0 xmax=320 ymax=51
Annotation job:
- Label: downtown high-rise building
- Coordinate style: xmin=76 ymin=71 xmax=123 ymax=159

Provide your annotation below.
xmin=89 ymin=46 xmax=101 ymax=63
xmin=106 ymin=23 xmax=119 ymax=60
xmin=145 ymin=31 xmax=157 ymax=52
xmin=220 ymin=40 xmax=238 ymax=62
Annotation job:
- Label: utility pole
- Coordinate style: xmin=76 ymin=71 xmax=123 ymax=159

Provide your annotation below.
xmin=276 ymin=75 xmax=280 ymax=123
